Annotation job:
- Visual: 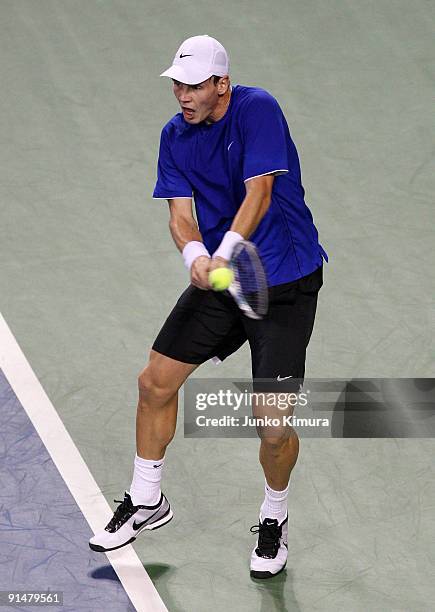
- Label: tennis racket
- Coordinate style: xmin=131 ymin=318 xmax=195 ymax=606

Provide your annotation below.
xmin=226 ymin=240 xmax=268 ymax=319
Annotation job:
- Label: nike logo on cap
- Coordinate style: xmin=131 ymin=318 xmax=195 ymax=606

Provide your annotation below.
xmin=179 ymin=53 xmax=193 ymax=58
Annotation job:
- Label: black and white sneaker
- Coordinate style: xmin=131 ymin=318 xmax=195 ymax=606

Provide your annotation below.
xmin=250 ymin=515 xmax=288 ymax=579
xmin=89 ymin=491 xmax=173 ymax=553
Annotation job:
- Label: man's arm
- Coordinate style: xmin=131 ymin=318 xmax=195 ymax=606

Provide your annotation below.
xmin=168 ymin=198 xmax=211 ymax=290
xmin=210 ymin=174 xmax=275 ymax=269
xmin=230 ymin=174 xmax=275 ymax=238
xmin=168 ymin=173 xmax=275 ymax=283
xmin=168 ymin=198 xmax=202 ymax=250
xmin=168 ymin=175 xmax=273 ymax=249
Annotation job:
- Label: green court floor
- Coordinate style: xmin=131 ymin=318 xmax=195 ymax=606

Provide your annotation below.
xmin=1 ymin=1 xmax=434 ymax=610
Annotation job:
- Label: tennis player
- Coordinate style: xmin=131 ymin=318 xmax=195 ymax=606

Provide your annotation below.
xmin=90 ymin=34 xmax=328 ymax=579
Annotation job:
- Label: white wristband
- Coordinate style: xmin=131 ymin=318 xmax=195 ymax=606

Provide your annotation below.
xmin=182 ymin=241 xmax=210 ymax=270
xmin=212 ymin=231 xmax=244 ymax=261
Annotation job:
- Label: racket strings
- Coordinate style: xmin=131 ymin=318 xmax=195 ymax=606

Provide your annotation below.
xmin=231 ymin=242 xmax=268 ymax=318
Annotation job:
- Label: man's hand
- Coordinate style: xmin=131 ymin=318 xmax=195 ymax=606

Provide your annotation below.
xmin=191 ymin=256 xmax=230 ymax=290
xmin=208 ymin=256 xmax=229 ymax=273
xmin=190 ymin=255 xmax=212 ymax=290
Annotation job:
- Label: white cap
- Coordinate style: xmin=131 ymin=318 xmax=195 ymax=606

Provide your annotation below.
xmin=160 ymin=35 xmax=229 ymax=85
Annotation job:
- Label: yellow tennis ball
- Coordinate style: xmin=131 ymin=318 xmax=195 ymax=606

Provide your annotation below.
xmin=209 ymin=267 xmax=234 ymax=291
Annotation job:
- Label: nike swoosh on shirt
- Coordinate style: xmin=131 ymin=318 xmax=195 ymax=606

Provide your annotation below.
xmin=227 ymin=141 xmax=234 ymax=151
xmin=277 ymin=375 xmax=293 ymax=381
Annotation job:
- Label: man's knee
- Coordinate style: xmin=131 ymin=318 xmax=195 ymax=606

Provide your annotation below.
xmin=137 ymin=365 xmax=176 ymax=406
xmin=259 ymin=428 xmax=298 ymax=452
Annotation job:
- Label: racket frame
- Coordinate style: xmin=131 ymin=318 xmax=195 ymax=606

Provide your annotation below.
xmin=227 ymin=240 xmax=268 ymax=320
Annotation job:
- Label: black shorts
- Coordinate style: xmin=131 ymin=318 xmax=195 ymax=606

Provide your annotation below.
xmin=152 ymin=265 xmax=323 ymax=390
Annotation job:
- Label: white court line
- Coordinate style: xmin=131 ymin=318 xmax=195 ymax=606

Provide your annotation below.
xmin=0 ymin=312 xmax=168 ymax=612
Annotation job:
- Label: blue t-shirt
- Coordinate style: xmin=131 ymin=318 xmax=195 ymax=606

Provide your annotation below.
xmin=153 ymin=84 xmax=328 ymax=286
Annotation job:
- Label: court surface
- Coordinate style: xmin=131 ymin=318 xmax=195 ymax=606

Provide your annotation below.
xmin=1 ymin=1 xmax=434 ymax=610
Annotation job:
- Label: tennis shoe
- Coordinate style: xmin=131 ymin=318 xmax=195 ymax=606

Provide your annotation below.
xmin=250 ymin=514 xmax=288 ymax=578
xmin=89 ymin=491 xmax=172 ymax=553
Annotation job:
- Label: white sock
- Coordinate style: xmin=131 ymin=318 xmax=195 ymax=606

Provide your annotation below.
xmin=129 ymin=454 xmax=164 ymax=506
xmin=260 ymin=480 xmax=289 ymax=523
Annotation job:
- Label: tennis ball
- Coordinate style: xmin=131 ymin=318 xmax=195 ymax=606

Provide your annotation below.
xmin=209 ymin=267 xmax=234 ymax=291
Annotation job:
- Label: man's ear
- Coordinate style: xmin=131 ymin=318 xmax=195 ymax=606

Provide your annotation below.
xmin=217 ymin=76 xmax=230 ymax=95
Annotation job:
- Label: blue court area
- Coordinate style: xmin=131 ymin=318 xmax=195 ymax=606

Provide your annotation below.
xmin=0 ymin=369 xmax=135 ymax=612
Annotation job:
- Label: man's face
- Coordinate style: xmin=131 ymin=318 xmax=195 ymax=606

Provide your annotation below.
xmin=172 ymin=77 xmax=221 ymax=124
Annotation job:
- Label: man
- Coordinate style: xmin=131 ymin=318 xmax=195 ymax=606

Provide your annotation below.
xmin=90 ymin=34 xmax=328 ymax=579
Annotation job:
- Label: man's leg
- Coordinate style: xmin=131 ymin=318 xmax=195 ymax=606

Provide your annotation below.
xmin=259 ymin=425 xmax=299 ymax=492
xmin=129 ymin=350 xmax=198 ymax=506
xmin=89 ymin=349 xmax=198 ymax=552
xmin=136 ymin=349 xmax=199 ymax=459
xmin=252 ymin=394 xmax=299 ymax=519
xmin=248 ymin=392 xmax=301 ymax=579
xmin=247 ymin=269 xmax=322 ymax=578
xmin=89 ymin=278 xmax=246 ymax=553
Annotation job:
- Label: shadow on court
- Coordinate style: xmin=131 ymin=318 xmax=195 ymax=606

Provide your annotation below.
xmin=250 ymin=569 xmax=301 ymax=612
xmin=90 ymin=564 xmax=122 ymax=581
xmin=143 ymin=564 xmax=184 ymax=612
